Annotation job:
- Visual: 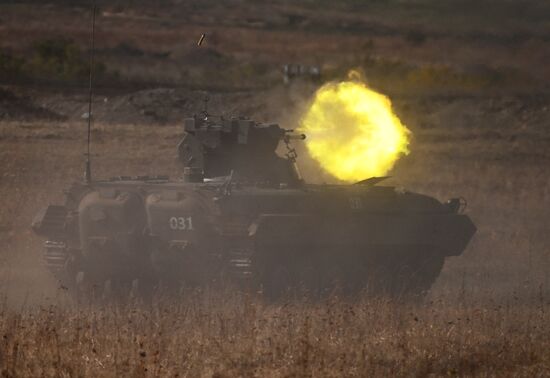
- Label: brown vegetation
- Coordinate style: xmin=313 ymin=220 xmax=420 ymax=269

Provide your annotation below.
xmin=1 ymin=292 xmax=549 ymax=377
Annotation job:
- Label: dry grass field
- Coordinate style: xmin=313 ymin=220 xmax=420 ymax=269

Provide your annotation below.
xmin=1 ymin=0 xmax=550 ymax=376
xmin=0 ymin=293 xmax=549 ymax=377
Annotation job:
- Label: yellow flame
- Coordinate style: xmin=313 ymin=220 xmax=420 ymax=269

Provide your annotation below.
xmin=298 ymin=75 xmax=411 ymax=182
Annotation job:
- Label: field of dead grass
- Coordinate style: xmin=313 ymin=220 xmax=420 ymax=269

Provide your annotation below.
xmin=0 ymin=292 xmax=548 ymax=377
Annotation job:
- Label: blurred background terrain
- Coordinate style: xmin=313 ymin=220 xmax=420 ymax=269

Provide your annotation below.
xmin=1 ymin=0 xmax=549 ymax=92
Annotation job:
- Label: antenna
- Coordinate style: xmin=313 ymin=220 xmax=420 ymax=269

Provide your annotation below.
xmin=84 ymin=3 xmax=97 ymax=184
xmin=196 ymin=33 xmax=210 ymax=121
xmin=202 ymin=94 xmax=209 ymax=120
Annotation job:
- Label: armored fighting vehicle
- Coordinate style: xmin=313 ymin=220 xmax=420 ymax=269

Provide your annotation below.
xmin=32 ymin=110 xmax=476 ymax=299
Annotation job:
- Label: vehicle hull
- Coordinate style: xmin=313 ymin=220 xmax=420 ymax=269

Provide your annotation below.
xmin=32 ymin=178 xmax=476 ymax=299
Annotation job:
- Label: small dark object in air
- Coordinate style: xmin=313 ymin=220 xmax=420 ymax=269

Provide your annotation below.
xmin=197 ymin=33 xmax=206 ymax=46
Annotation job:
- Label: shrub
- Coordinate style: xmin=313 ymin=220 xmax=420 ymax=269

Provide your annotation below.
xmin=25 ymin=38 xmax=105 ymax=82
xmin=0 ymin=49 xmax=24 ymax=79
xmin=0 ymin=38 xmax=107 ymax=84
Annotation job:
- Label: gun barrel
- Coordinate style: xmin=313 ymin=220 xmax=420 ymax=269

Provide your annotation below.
xmin=285 ymin=133 xmax=306 ymax=141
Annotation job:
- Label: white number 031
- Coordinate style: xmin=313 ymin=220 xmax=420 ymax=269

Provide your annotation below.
xmin=169 ymin=216 xmax=194 ymax=230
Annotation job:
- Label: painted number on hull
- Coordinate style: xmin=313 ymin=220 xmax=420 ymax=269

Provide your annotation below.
xmin=169 ymin=217 xmax=194 ymax=230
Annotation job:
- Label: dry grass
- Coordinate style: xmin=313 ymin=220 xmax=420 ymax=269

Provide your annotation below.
xmin=0 ymin=291 xmax=549 ymax=377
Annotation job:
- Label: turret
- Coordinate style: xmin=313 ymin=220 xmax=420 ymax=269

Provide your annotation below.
xmin=177 ymin=114 xmax=305 ymax=187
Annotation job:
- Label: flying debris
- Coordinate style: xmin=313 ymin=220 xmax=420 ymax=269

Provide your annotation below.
xmin=197 ymin=33 xmax=206 ymax=46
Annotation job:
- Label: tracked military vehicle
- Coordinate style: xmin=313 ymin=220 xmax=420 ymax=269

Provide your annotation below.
xmin=32 ymin=109 xmax=476 ymax=299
